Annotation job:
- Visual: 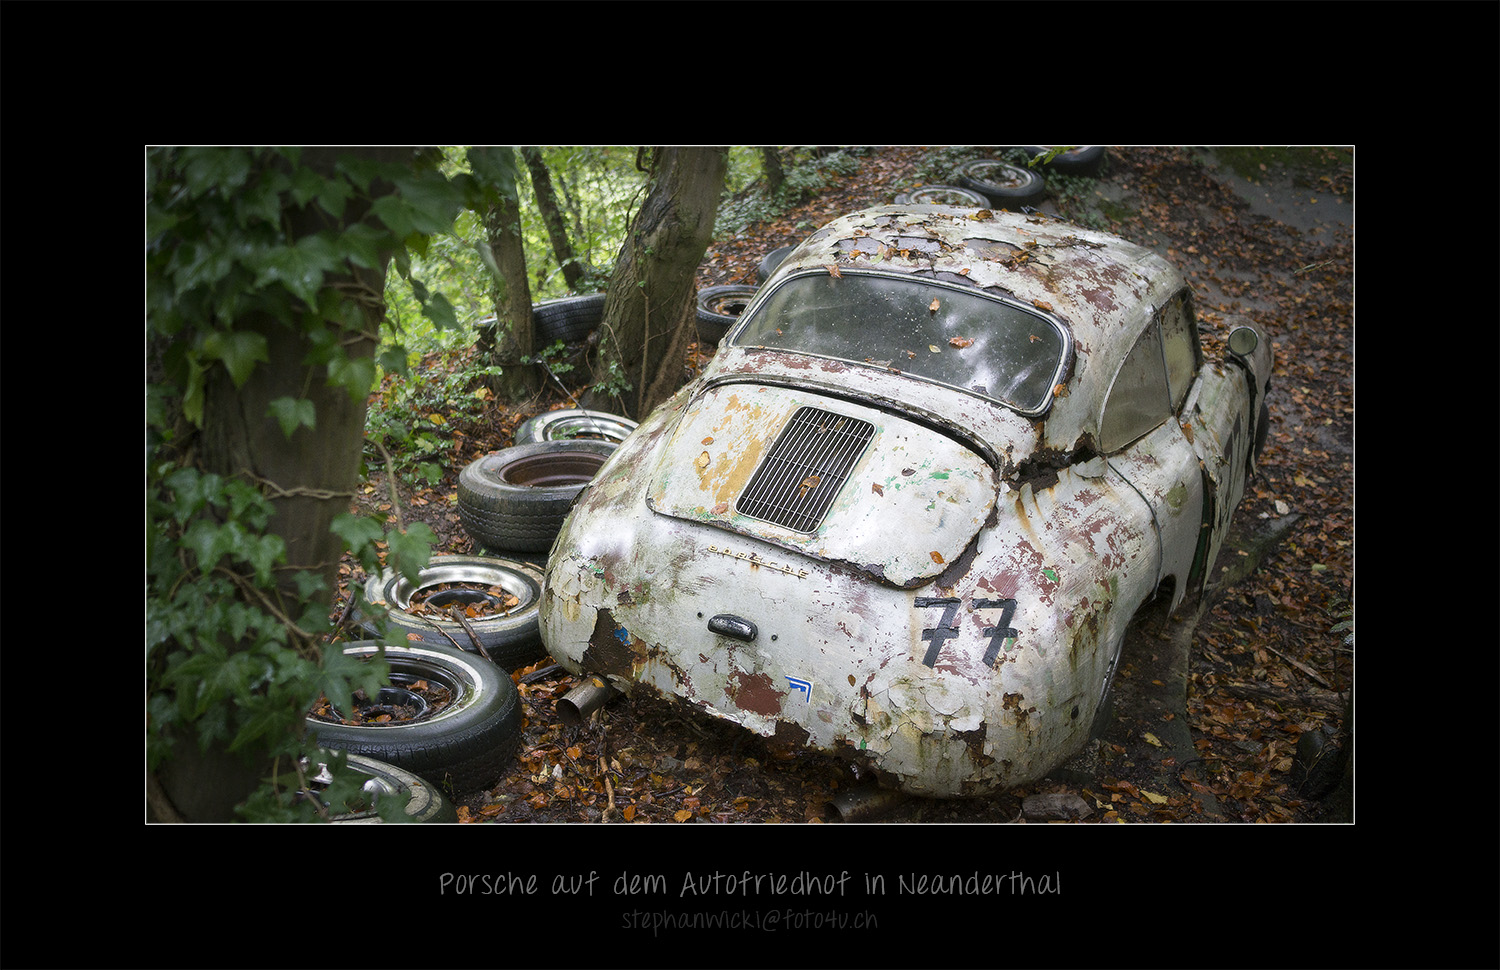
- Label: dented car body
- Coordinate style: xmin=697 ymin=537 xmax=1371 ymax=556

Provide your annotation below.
xmin=539 ymin=205 xmax=1272 ymax=797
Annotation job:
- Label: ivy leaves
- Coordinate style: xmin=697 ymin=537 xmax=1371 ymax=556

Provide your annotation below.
xmin=147 ymin=146 xmax=471 ymax=432
xmin=146 ymin=148 xmax=472 ymax=816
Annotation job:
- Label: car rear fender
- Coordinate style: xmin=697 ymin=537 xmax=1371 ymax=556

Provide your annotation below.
xmin=1181 ymin=358 xmax=1257 ymax=592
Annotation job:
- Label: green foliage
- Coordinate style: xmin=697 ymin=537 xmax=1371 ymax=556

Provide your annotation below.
xmin=380 ymin=146 xmax=645 ymax=364
xmin=524 ymin=339 xmax=576 ymax=378
xmin=723 ymin=146 xmax=765 ymax=195
xmin=526 ymin=335 xmax=633 ymax=412
xmin=713 ymin=147 xmax=871 ymax=239
xmin=238 ymin=749 xmax=419 ymax=823
xmin=145 ymin=145 xmax=688 ymax=819
xmin=145 ymin=464 xmax=392 ymax=770
xmin=146 ymin=146 xmax=474 ymax=820
xmin=590 ymin=347 xmax=633 ymax=405
xmin=363 ymin=346 xmax=502 ymax=488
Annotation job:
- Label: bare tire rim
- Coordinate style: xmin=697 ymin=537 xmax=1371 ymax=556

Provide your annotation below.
xmin=312 ymin=644 xmax=489 ymax=727
xmin=969 ymin=160 xmax=1031 ymax=189
xmin=326 ymin=753 xmax=458 ymax=823
xmin=516 ymin=409 xmax=637 ymax=444
xmin=897 ymin=185 xmax=989 ymax=206
xmin=382 ymin=558 xmax=539 ymax=617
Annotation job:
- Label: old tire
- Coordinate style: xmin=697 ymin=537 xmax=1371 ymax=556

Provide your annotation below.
xmin=359 ymin=555 xmax=546 ymax=671
xmin=316 ymin=752 xmax=460 ymax=823
xmin=696 ymin=284 xmax=759 ymax=345
xmin=514 ymin=408 xmax=638 ymax=445
xmin=533 ymin=293 xmax=606 ymax=345
xmin=756 ymin=245 xmax=798 ymax=283
xmin=457 ymin=440 xmax=616 ymax=553
xmin=305 ymin=642 xmax=521 ymax=797
xmin=1018 ymin=145 xmax=1107 ymax=178
xmin=893 ymin=184 xmax=990 ymax=206
xmin=955 ymin=159 xmax=1046 ymax=209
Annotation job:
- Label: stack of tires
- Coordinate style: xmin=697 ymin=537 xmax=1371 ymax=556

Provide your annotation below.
xmin=953 ymin=157 xmax=1048 ymax=210
xmin=457 ymin=439 xmax=618 ymax=555
xmin=305 ymin=293 xmax=644 ymax=817
xmin=304 ymin=635 xmax=523 ymax=814
xmin=947 ymin=147 xmax=1108 ymax=212
xmin=309 ymin=546 xmax=587 ymax=814
xmin=464 ymin=292 xmax=640 ymax=557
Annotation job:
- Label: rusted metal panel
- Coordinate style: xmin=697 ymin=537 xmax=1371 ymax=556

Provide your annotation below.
xmin=646 ymin=384 xmax=996 ymax=588
xmin=543 ymin=459 xmax=1157 ymax=796
xmin=539 ymin=204 xmax=1272 ymax=798
xmin=542 ymin=431 xmax=1161 ymax=796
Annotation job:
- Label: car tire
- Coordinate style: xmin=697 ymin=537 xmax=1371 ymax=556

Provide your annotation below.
xmin=1018 ymin=145 xmax=1107 ymax=178
xmin=514 ymin=408 xmax=638 ymax=445
xmin=696 ymin=284 xmax=758 ymax=345
xmin=533 ymin=294 xmax=606 ymax=345
xmin=756 ymin=245 xmax=798 ymax=283
xmin=358 ymin=555 xmax=546 ymax=671
xmin=955 ymin=159 xmax=1047 ymax=209
xmin=893 ymin=184 xmax=990 ymax=207
xmin=457 ymin=441 xmax=617 ymax=553
xmin=306 ymin=641 xmax=521 ymax=797
xmin=320 ymin=752 xmax=460 ymax=823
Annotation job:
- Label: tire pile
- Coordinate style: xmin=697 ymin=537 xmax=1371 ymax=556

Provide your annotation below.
xmin=307 ymin=295 xmax=650 ymax=821
xmin=892 ymin=146 xmax=1108 ymax=213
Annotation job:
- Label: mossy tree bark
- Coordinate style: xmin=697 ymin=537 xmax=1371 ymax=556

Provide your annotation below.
xmin=599 ymin=147 xmax=727 ymax=420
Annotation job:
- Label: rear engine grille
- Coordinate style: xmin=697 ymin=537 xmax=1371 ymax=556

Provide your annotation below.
xmin=736 ymin=406 xmax=874 ymax=533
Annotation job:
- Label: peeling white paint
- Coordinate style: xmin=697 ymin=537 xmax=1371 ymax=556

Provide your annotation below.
xmin=537 ymin=205 xmax=1272 ymax=798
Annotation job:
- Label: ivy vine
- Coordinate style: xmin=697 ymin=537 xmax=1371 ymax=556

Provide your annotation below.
xmin=146 ymin=146 xmax=501 ymax=821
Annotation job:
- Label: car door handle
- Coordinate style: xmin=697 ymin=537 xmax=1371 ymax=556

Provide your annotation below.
xmin=708 ymin=614 xmax=757 ymax=642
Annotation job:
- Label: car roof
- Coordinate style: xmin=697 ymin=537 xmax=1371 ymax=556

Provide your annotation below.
xmin=763 ymin=204 xmax=1191 ymax=455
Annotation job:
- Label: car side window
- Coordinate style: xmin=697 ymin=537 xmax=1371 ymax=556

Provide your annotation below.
xmin=1100 ymin=321 xmax=1170 ymax=453
xmin=1160 ymin=293 xmax=1200 ymax=411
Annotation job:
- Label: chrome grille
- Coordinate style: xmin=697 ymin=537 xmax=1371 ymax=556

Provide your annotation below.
xmin=736 ymin=406 xmax=874 ymax=533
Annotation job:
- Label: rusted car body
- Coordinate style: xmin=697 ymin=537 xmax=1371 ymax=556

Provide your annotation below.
xmin=539 ymin=204 xmax=1272 ymax=797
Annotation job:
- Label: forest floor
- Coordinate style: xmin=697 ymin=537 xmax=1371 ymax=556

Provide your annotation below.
xmin=341 ymin=146 xmax=1354 ymax=825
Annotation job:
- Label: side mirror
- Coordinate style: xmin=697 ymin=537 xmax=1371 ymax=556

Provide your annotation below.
xmin=1227 ymin=326 xmax=1259 ymax=359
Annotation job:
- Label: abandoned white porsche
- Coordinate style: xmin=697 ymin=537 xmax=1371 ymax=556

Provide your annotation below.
xmin=538 ymin=204 xmax=1273 ymax=797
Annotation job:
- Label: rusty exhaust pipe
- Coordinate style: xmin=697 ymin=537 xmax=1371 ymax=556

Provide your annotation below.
xmin=826 ymin=784 xmax=909 ymax=822
xmin=557 ymin=675 xmax=616 ymax=726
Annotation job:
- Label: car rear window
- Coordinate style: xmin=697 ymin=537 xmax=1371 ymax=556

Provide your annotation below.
xmin=731 ymin=270 xmax=1067 ymax=414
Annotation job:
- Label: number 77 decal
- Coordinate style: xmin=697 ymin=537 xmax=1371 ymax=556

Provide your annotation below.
xmin=915 ymin=597 xmax=1019 ymax=668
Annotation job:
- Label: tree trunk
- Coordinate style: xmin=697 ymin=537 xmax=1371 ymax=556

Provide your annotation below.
xmin=196 ymin=147 xmax=405 ymax=614
xmin=599 ymin=147 xmax=726 ymax=421
xmin=760 ymin=146 xmax=785 ymax=196
xmin=168 ymin=148 xmax=412 ymax=821
xmin=522 ymin=147 xmax=587 ymax=292
xmin=482 ymin=148 xmax=539 ymax=402
xmin=197 ymin=303 xmax=377 ymax=603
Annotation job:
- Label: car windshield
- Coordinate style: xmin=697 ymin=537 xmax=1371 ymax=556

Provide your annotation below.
xmin=731 ymin=271 xmax=1068 ymax=413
